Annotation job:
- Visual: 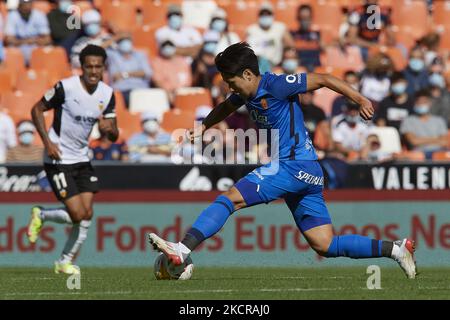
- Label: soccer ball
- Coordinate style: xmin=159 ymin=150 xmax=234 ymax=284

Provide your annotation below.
xmin=153 ymin=253 xmax=194 ymax=280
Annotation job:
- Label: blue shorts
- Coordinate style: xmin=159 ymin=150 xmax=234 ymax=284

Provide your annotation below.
xmin=234 ymin=160 xmax=331 ymax=233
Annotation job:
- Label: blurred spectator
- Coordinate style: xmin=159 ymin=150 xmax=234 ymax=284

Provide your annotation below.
xmin=4 ymin=0 xmax=52 ymax=64
xmin=107 ymin=34 xmax=153 ymax=107
xmin=343 ymin=0 xmax=395 ymax=61
xmin=332 ymin=100 xmax=372 ymax=159
xmin=331 ymin=70 xmax=361 ymax=117
xmin=246 ymin=1 xmax=294 ymax=69
xmin=430 ymin=70 xmax=450 ymax=127
xmin=191 ymin=31 xmax=220 ymax=90
xmin=207 ymin=8 xmax=240 ymax=55
xmin=360 ymin=133 xmax=393 ymax=162
xmin=374 ymin=72 xmax=413 ymax=130
xmin=47 ymin=0 xmax=81 ymax=55
xmin=290 ymin=4 xmax=323 ymax=71
xmin=0 ymin=111 xmax=17 ymax=163
xmin=403 ymin=46 xmax=429 ymax=96
xmin=300 ymin=91 xmax=332 ymax=156
xmin=70 ymin=9 xmax=120 ymax=68
xmin=418 ymin=32 xmax=441 ymax=67
xmin=360 ymin=52 xmax=393 ymax=105
xmin=151 ymin=38 xmax=192 ymax=101
xmin=6 ymin=120 xmax=43 ymax=163
xmin=400 ymin=90 xmax=448 ymax=159
xmin=155 ymin=4 xmax=203 ymax=59
xmin=272 ymin=47 xmax=305 ymax=75
xmin=127 ymin=112 xmax=173 ymax=163
xmin=90 ymin=132 xmax=129 ymax=162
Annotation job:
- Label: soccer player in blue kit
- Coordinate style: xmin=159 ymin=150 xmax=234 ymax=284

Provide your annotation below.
xmin=149 ymin=42 xmax=417 ymax=279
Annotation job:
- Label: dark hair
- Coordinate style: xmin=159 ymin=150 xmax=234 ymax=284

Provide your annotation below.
xmin=79 ymin=44 xmax=107 ymax=66
xmin=390 ymin=71 xmax=406 ymax=83
xmin=215 ymin=42 xmax=260 ymax=77
xmin=298 ymin=4 xmax=312 ymax=14
xmin=415 ymin=89 xmax=430 ymax=100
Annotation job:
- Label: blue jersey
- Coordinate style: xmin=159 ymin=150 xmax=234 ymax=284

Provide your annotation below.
xmin=229 ymin=72 xmax=317 ymax=161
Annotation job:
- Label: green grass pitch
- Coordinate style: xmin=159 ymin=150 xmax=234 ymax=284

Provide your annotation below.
xmin=0 ymin=267 xmax=449 ymax=300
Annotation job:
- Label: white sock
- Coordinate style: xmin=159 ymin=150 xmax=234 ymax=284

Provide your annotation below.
xmin=391 ymin=242 xmax=401 ymax=259
xmin=60 ymin=220 xmax=91 ymax=263
xmin=40 ymin=207 xmax=72 ymax=224
xmin=178 ymin=242 xmax=191 ymax=260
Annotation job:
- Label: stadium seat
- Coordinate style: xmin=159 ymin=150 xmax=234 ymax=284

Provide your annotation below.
xmin=30 ymin=47 xmax=70 ymax=79
xmin=220 ymin=1 xmax=260 ymax=28
xmin=432 ymin=151 xmax=450 ymax=161
xmin=433 ymin=1 xmax=450 ymax=29
xmin=273 ymin=0 xmax=298 ymax=31
xmin=392 ymin=26 xmax=418 ymax=51
xmin=370 ymin=126 xmax=402 ymax=155
xmin=173 ymin=87 xmax=213 ymax=112
xmin=391 ymin=0 xmax=431 ymax=39
xmin=0 ymin=91 xmax=40 ymax=124
xmin=132 ymin=25 xmax=160 ymax=59
xmin=15 ymin=69 xmax=52 ymax=96
xmin=3 ymin=48 xmax=26 ymax=78
xmin=141 ymin=2 xmax=170 ymax=27
xmin=0 ymin=70 xmax=14 ymax=95
xmin=102 ymin=1 xmax=137 ymax=32
xmin=438 ymin=27 xmax=450 ymax=51
xmin=312 ymin=1 xmax=343 ymax=36
xmin=398 ymin=150 xmax=426 ymax=161
xmin=129 ymin=88 xmax=170 ymax=119
xmin=312 ymin=87 xmax=339 ymax=117
xmin=114 ymin=91 xmax=142 ymax=141
xmin=161 ymin=109 xmax=196 ymax=133
xmin=321 ymin=46 xmax=365 ymax=72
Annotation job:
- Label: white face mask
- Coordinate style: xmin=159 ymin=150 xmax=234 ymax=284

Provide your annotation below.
xmin=143 ymin=120 xmax=159 ymax=134
xmin=259 ymin=15 xmax=273 ymax=28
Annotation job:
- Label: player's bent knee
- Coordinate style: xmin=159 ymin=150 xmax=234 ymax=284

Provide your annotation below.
xmin=84 ymin=208 xmax=94 ymax=221
xmin=310 ymin=238 xmax=334 ymax=257
xmin=221 ymin=190 xmax=245 ymax=211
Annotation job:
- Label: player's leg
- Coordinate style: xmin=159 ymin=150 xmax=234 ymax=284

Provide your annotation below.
xmin=149 ymin=165 xmax=285 ymax=265
xmin=56 ymin=164 xmax=99 ymax=273
xmin=27 ymin=165 xmax=79 ymax=243
xmin=149 ymin=185 xmax=249 ymax=265
xmin=58 ymin=192 xmax=93 ymax=267
xmin=287 ymin=191 xmax=417 ymax=278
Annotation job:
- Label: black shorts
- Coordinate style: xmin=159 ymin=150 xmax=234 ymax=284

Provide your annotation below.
xmin=44 ymin=162 xmax=99 ymax=201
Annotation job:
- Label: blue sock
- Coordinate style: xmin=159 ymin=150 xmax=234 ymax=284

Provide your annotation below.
xmin=325 ymin=235 xmax=383 ymax=259
xmin=182 ymin=195 xmax=234 ymax=250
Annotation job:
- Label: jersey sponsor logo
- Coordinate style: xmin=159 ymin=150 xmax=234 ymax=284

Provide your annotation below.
xmin=294 ymin=170 xmax=324 ymax=186
xmin=286 ymin=74 xmax=297 ymax=84
xmin=261 ymin=98 xmax=268 ymax=110
xmin=249 ymin=110 xmax=268 ymax=126
xmin=59 ymin=189 xmax=67 ymax=198
xmin=75 ymin=115 xmax=97 ymax=124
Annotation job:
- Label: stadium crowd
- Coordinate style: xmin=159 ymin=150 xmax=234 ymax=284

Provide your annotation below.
xmin=0 ymin=0 xmax=450 ymax=165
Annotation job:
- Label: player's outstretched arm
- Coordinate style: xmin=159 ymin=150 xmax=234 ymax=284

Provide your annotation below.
xmin=306 ymin=73 xmax=374 ymax=121
xmin=31 ymin=101 xmax=61 ymax=160
xmin=186 ymin=98 xmax=241 ymax=143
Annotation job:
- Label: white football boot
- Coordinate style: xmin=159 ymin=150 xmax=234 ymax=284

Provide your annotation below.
xmin=148 ymin=233 xmax=187 ymax=266
xmin=391 ymin=238 xmax=417 ymax=279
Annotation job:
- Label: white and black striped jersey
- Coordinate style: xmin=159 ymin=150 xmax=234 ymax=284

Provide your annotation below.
xmin=42 ymin=76 xmax=116 ymax=164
